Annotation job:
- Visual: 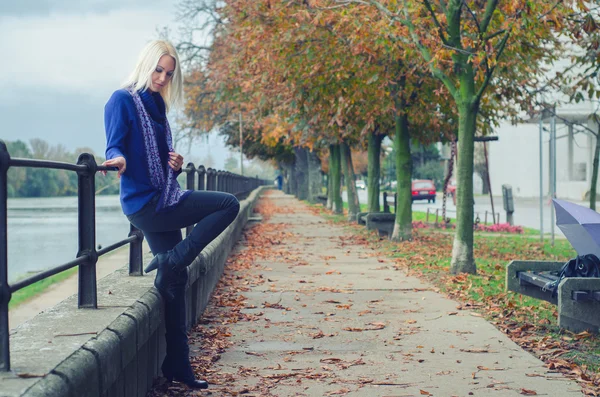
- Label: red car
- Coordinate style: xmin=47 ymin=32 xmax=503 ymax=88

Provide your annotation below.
xmin=412 ymin=179 xmax=437 ymax=203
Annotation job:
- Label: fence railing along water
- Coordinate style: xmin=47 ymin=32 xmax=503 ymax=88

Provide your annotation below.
xmin=0 ymin=140 xmax=270 ymax=372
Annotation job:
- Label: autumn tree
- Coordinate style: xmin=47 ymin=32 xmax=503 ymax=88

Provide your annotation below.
xmin=336 ymin=0 xmax=568 ymax=272
xmin=552 ymin=4 xmax=600 ymax=209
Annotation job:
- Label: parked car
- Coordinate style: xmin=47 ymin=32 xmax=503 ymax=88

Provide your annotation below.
xmin=355 ymin=179 xmax=367 ymax=190
xmin=411 ymin=179 xmax=437 ymax=203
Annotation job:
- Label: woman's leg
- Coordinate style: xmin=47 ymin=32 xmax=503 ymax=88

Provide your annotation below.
xmin=141 ymin=229 xmax=204 ymax=387
xmin=130 ymin=190 xmax=240 ymax=267
xmin=127 ymin=192 xmax=239 ymax=389
xmin=168 ymin=191 xmax=240 ymax=266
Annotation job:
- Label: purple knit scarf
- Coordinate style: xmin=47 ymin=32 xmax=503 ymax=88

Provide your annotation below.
xmin=127 ymin=87 xmax=188 ymax=212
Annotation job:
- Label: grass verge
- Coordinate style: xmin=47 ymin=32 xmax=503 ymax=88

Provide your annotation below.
xmin=9 ymin=268 xmax=78 ymax=309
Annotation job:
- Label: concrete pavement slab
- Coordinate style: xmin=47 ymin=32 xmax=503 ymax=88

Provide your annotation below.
xmin=191 ymin=191 xmax=582 ymax=397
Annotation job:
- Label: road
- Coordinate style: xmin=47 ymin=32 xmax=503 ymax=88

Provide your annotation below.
xmin=343 ymin=189 xmax=579 ymax=238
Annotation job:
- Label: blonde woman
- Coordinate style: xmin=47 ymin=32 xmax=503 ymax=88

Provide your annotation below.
xmin=103 ymin=40 xmax=239 ymax=390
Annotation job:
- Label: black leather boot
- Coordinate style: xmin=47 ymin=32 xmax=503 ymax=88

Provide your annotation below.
xmin=144 ymin=252 xmax=177 ymax=301
xmin=162 ymin=357 xmax=208 ymax=389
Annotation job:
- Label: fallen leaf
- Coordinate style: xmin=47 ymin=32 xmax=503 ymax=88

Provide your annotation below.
xmin=520 ymin=389 xmax=537 ymax=395
xmin=460 ymin=348 xmax=490 ymax=353
xmin=343 ymin=327 xmax=364 ymax=332
xmin=245 ymin=351 xmax=265 ymax=357
xmin=326 ymin=388 xmax=351 ymax=396
xmin=17 ymin=373 xmax=45 ymax=378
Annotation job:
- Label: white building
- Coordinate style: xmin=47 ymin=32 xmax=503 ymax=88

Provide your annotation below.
xmin=488 ymin=100 xmax=599 ymax=201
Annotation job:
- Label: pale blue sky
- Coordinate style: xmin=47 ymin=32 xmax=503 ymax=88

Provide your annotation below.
xmin=0 ymin=0 xmax=228 ymax=168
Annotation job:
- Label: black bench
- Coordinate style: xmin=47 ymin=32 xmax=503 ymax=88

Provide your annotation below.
xmin=357 ymin=212 xmax=395 ymax=237
xmin=315 ymin=195 xmax=327 ymax=206
xmin=506 ymin=260 xmax=600 ymax=332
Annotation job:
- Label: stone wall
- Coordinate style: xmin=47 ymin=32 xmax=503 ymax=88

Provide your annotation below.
xmin=0 ymin=186 xmax=268 ymax=397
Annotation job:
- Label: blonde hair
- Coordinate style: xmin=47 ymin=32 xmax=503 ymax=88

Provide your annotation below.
xmin=123 ymin=39 xmax=183 ymax=111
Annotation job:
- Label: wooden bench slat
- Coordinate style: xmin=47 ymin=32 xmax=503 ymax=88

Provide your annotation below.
xmin=518 ymin=271 xmax=559 ymax=290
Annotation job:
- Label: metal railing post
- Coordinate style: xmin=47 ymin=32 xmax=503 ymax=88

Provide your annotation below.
xmin=0 ymin=141 xmax=11 ymax=371
xmin=128 ymin=224 xmax=144 ymax=276
xmin=217 ymin=171 xmax=224 ymax=192
xmin=185 ymin=163 xmax=196 ymax=190
xmin=185 ymin=163 xmax=196 ymax=236
xmin=206 ymin=168 xmax=215 ymax=191
xmin=77 ymin=153 xmax=98 ymax=309
xmin=197 ymin=166 xmax=206 ymax=191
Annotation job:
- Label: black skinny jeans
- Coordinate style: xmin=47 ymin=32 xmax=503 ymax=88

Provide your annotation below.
xmin=127 ymin=190 xmax=240 ymax=373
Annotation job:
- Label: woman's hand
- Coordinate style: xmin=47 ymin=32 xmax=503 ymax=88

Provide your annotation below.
xmin=169 ymin=152 xmax=184 ymax=172
xmin=102 ymin=156 xmax=127 ymax=178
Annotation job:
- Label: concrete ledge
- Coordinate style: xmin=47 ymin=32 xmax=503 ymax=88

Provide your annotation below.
xmin=0 ymin=185 xmax=269 ymax=397
xmin=356 ymin=212 xmax=368 ymax=225
xmin=558 ymin=278 xmax=600 ymax=333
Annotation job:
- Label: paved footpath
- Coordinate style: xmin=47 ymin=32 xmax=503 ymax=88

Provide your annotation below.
xmin=190 ymin=191 xmax=582 ymax=397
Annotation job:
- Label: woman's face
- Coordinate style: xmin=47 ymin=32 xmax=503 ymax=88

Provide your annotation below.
xmin=150 ymin=55 xmax=175 ymax=93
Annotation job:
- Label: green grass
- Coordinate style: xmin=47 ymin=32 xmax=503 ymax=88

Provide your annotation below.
xmin=9 ymin=268 xmax=78 ymax=309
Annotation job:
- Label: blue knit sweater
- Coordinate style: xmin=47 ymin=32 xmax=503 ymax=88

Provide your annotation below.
xmin=104 ymin=88 xmax=176 ymax=216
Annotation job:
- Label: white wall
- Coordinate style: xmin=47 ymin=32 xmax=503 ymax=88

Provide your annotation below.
xmin=488 ymin=119 xmax=596 ymax=200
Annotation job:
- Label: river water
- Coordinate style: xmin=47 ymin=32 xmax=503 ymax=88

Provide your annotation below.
xmin=7 ymin=195 xmax=130 ymax=282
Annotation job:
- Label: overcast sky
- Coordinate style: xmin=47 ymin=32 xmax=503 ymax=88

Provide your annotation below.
xmin=0 ymin=0 xmax=228 ymax=168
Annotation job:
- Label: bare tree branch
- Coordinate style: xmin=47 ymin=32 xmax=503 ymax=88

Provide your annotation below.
xmin=423 ymin=0 xmax=450 ymax=45
xmin=475 ymin=31 xmax=510 ymax=101
xmin=461 ymin=0 xmax=482 ymax=34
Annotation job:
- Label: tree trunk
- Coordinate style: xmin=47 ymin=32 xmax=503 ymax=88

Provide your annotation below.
xmin=327 ymin=148 xmax=333 ymax=210
xmin=391 ymin=107 xmax=412 ymax=241
xmin=282 ymin=163 xmax=292 ymax=194
xmin=288 ymin=160 xmax=297 ymax=197
xmin=330 ymin=144 xmax=343 ymax=214
xmin=367 ymin=130 xmax=384 ymax=212
xmin=591 ymin=133 xmax=600 ymax=211
xmin=307 ymin=150 xmax=322 ymax=204
xmin=341 ymin=141 xmax=360 ymax=221
xmin=293 ymin=147 xmax=308 ymax=200
xmin=450 ymin=100 xmax=477 ymax=275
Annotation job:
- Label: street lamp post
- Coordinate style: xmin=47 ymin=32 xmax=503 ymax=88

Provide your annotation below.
xmin=239 ymin=112 xmax=243 ymax=176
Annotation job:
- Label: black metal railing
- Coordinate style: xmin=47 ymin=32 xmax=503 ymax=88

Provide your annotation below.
xmin=0 ymin=140 xmax=271 ymax=371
